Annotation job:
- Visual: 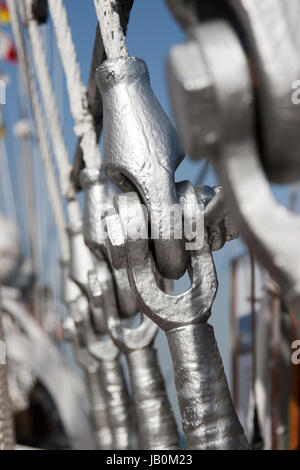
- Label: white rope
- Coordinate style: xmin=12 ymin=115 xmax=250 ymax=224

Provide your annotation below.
xmin=23 ymin=0 xmax=82 ymax=225
xmin=7 ymin=0 xmax=69 ymax=262
xmin=47 ymin=0 xmax=101 ymax=170
xmin=93 ymin=0 xmax=128 ymax=59
xmin=25 ymin=4 xmax=74 ymax=202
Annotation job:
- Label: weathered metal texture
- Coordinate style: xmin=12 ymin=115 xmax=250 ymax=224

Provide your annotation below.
xmin=95 ymin=256 xmax=179 ymax=450
xmin=67 ymin=220 xmax=94 ymax=297
xmin=84 ymin=365 xmax=113 ymax=450
xmin=104 ymin=188 xmax=248 ymax=449
xmin=166 ymin=0 xmax=300 ymax=183
xmin=87 ymin=329 xmax=133 ymax=451
xmin=96 ymin=57 xmax=187 ymax=280
xmin=126 ymin=347 xmax=180 ymax=450
xmin=167 ymin=20 xmax=300 ymax=321
xmin=62 ymin=260 xmax=132 ymax=450
xmin=61 ymin=255 xmax=133 ymax=450
xmin=80 ymin=167 xmax=137 ymax=318
xmin=63 ymin=314 xmax=114 ymax=450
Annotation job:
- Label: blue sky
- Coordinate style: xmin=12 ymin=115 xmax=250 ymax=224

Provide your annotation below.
xmin=1 ymin=1 xmax=298 ymax=425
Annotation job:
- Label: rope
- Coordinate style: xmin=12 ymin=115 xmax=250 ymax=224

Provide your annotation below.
xmin=47 ymin=0 xmax=101 ymax=170
xmin=23 ymin=0 xmax=81 ymax=225
xmin=25 ymin=4 xmax=74 ymax=202
xmin=93 ymin=0 xmax=128 ymax=59
xmin=7 ymin=0 xmax=69 ymax=262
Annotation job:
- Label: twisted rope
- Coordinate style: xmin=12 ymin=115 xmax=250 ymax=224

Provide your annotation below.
xmin=47 ymin=0 xmax=101 ymax=170
xmin=7 ymin=0 xmax=69 ymax=262
xmin=93 ymin=0 xmax=128 ymax=58
xmin=23 ymin=0 xmax=82 ymax=225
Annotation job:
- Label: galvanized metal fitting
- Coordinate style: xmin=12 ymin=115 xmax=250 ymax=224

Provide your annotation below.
xmin=103 ymin=185 xmax=247 ymax=449
xmin=80 ymin=167 xmax=138 ymax=318
xmin=80 ymin=166 xmax=113 ymax=261
xmin=67 ymin=219 xmax=94 ymax=297
xmin=96 ymin=56 xmax=187 ymax=280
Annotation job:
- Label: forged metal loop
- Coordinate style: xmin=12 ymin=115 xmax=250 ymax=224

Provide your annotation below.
xmin=96 ymin=56 xmax=187 ymax=280
xmin=80 ymin=167 xmax=109 ymax=260
xmin=127 ymin=347 xmax=179 ymax=450
xmin=80 ymin=167 xmax=138 ymax=320
xmin=104 ymin=188 xmax=247 ymax=449
xmin=67 ymin=220 xmax=94 ymax=297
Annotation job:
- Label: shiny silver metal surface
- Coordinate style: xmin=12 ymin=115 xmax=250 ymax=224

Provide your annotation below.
xmin=67 ymin=220 xmax=94 ymax=297
xmin=104 ymin=188 xmax=248 ymax=449
xmin=167 ymin=20 xmax=300 ymax=322
xmin=80 ymin=166 xmax=138 ymax=318
xmin=61 ymin=260 xmax=132 ymax=450
xmin=95 ymin=256 xmax=179 ymax=450
xmin=62 ymin=315 xmax=113 ymax=450
xmin=96 ymin=57 xmax=187 ymax=280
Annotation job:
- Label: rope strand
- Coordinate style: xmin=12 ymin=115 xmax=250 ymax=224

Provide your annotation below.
xmin=47 ymin=0 xmax=101 ymax=170
xmin=24 ymin=0 xmax=82 ymax=224
xmin=7 ymin=0 xmax=69 ymax=262
xmin=93 ymin=0 xmax=128 ymax=59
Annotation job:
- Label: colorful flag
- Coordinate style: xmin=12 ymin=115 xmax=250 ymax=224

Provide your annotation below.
xmin=0 ymin=29 xmax=17 ymax=62
xmin=0 ymin=2 xmax=10 ymax=25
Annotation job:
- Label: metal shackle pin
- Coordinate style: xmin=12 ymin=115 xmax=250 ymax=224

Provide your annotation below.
xmin=67 ymin=220 xmax=94 ymax=297
xmin=95 ymin=56 xmax=187 ymax=280
xmin=80 ymin=167 xmax=138 ymax=318
xmin=104 ymin=187 xmax=248 ymax=450
xmin=95 ymin=257 xmax=179 ymax=450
